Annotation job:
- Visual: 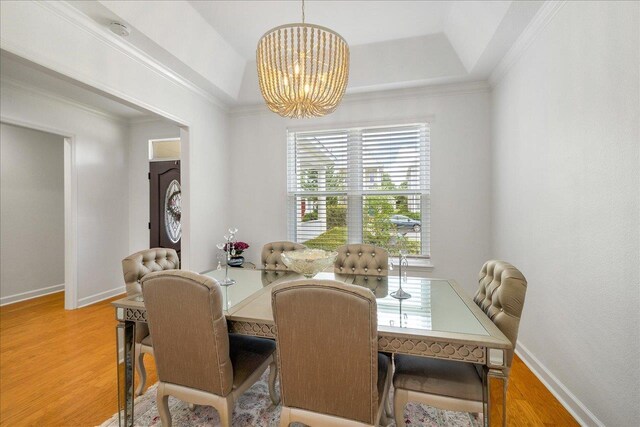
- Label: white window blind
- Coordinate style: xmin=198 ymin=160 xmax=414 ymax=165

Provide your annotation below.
xmin=287 ymin=123 xmax=430 ymax=257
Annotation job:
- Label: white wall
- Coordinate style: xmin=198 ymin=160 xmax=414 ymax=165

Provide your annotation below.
xmin=0 ymin=123 xmax=64 ymax=304
xmin=491 ymin=2 xmax=639 ymax=426
xmin=128 ymin=119 xmax=180 ymax=255
xmin=1 ymin=81 xmax=130 ymax=306
xmin=229 ymin=83 xmax=492 ymax=291
xmin=1 ymin=0 xmax=230 ymax=276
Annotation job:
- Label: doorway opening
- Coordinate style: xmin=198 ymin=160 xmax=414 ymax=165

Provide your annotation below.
xmin=1 ymin=51 xmax=192 ymax=308
xmin=0 ymin=122 xmax=76 ymax=309
xmin=149 ymin=138 xmax=182 ymax=260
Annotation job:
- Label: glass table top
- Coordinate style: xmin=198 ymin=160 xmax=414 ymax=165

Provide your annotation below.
xmin=202 ymin=269 xmax=343 ymax=312
xmin=127 ymin=269 xmax=489 ymax=336
xmin=204 ymin=268 xmax=271 ymax=311
xmin=200 ymin=268 xmax=489 ymax=336
xmin=377 ymin=276 xmax=488 ymax=335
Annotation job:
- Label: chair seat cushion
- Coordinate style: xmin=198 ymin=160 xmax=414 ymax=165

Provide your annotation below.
xmin=229 ymin=334 xmax=276 ymax=389
xmin=393 ymin=354 xmax=483 ymax=402
xmin=378 ymin=353 xmax=391 ymax=406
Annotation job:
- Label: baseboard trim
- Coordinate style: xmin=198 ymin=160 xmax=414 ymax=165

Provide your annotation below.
xmin=77 ymin=286 xmax=125 ymax=308
xmin=515 ymin=342 xmax=603 ymax=427
xmin=0 ymin=284 xmax=65 ymax=306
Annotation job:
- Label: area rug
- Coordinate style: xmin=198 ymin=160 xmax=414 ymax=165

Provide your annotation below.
xmin=101 ymin=370 xmax=482 ymax=427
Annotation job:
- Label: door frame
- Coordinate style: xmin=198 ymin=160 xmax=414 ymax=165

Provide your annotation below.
xmin=178 ymin=127 xmax=190 ymax=271
xmin=147 ymin=135 xmax=188 ymax=269
xmin=0 ymin=115 xmax=78 ymax=309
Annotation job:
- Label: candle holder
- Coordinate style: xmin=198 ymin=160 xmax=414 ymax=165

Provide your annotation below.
xmin=216 ymin=227 xmax=239 ymax=286
xmin=390 ymin=250 xmax=412 ymax=300
xmin=390 ymin=231 xmax=412 ymax=300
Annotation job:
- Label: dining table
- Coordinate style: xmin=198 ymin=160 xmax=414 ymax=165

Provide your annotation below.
xmin=112 ymin=268 xmax=511 ymax=427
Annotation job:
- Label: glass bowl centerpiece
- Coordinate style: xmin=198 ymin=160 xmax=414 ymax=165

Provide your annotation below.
xmin=281 ymin=249 xmax=338 ymax=278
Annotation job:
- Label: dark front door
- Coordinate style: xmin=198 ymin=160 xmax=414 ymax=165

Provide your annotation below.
xmin=150 ymin=161 xmax=181 ymax=258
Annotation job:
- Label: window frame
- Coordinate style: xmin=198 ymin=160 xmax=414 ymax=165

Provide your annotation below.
xmin=287 ymin=121 xmax=431 ymax=260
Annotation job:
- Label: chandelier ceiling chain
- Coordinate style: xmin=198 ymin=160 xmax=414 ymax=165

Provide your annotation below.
xmin=256 ymin=0 xmax=350 ymax=118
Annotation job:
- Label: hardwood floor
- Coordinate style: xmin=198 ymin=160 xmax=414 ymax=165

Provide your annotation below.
xmin=0 ymin=292 xmax=577 ymax=426
xmin=0 ymin=292 xmax=155 ymax=427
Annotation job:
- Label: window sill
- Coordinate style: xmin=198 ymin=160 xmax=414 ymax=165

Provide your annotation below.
xmin=404 ymin=257 xmax=434 ymax=270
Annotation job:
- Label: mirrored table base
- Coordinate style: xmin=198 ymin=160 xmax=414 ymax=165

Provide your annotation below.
xmin=115 ymin=320 xmax=135 ymax=427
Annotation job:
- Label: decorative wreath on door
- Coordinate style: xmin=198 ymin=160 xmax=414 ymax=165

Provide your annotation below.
xmin=166 ymin=190 xmax=181 ymax=222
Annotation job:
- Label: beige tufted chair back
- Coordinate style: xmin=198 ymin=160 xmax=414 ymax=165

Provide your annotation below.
xmin=261 ymin=241 xmax=306 ymax=270
xmin=272 ymin=280 xmax=380 ymax=424
xmin=141 ymin=270 xmax=234 ymax=396
xmin=473 ymin=260 xmax=528 ymax=367
xmin=122 ymin=248 xmax=180 ymax=295
xmin=334 ymin=244 xmax=389 ymax=276
xmin=351 ymin=275 xmax=389 ymax=298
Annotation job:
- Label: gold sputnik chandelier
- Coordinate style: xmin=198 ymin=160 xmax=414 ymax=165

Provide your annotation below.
xmin=256 ymin=0 xmax=349 ymax=118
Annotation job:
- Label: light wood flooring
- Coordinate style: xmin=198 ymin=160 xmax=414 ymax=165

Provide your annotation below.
xmin=0 ymin=292 xmax=578 ymax=426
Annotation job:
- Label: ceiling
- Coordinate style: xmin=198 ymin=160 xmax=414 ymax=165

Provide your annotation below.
xmin=66 ymin=1 xmax=545 ymax=107
xmin=189 ymin=1 xmax=454 ymax=60
xmin=0 ymin=51 xmax=151 ymax=121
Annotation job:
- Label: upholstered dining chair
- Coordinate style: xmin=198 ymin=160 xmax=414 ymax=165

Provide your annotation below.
xmin=334 ymin=244 xmax=389 ymax=276
xmin=393 ymin=260 xmax=528 ymax=427
xmin=272 ymin=279 xmax=392 ymax=427
xmin=351 ymin=274 xmax=389 ymax=298
xmin=261 ymin=270 xmax=298 ymax=287
xmin=261 ymin=241 xmax=306 ymax=270
xmin=141 ymin=270 xmax=279 ymax=427
xmin=121 ymin=248 xmax=180 ymax=396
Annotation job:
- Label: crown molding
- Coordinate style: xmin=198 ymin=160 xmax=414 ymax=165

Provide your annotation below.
xmin=33 ymin=1 xmax=229 ymax=112
xmin=9 ymin=2 xmax=494 ymax=120
xmin=1 ymin=77 xmax=132 ymax=124
xmin=128 ymin=116 xmax=170 ymax=125
xmin=489 ymin=1 xmax=567 ymax=86
xmin=229 ymin=80 xmax=491 ymax=117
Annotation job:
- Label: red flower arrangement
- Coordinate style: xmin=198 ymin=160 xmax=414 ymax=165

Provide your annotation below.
xmin=224 ymin=241 xmax=250 ymax=255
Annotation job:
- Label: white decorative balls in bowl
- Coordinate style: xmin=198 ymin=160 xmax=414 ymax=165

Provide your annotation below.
xmin=281 ymin=249 xmax=338 ymax=278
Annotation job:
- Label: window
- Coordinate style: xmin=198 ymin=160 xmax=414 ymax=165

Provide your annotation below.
xmin=287 ymin=123 xmax=430 ymax=257
xmin=149 ymin=138 xmax=180 ymax=161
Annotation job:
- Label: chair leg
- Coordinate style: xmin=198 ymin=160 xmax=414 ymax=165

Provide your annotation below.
xmin=156 ymin=383 xmax=172 ymax=427
xmin=481 ymin=367 xmax=488 ymax=427
xmin=385 ymin=397 xmax=392 ymax=419
xmin=188 ymin=403 xmax=195 ymax=411
xmin=268 ymin=359 xmax=280 ymax=405
xmin=381 ymin=363 xmax=393 ymax=426
xmin=134 ymin=344 xmax=147 ymax=396
xmin=279 ymin=406 xmax=291 ymax=427
xmin=216 ymin=397 xmax=234 ymax=427
xmin=394 ymin=388 xmax=408 ymax=427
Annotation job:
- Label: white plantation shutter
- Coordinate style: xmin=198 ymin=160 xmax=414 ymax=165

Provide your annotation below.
xmin=287 ymin=123 xmax=430 ymax=257
xmin=287 ymin=130 xmax=349 ymax=245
